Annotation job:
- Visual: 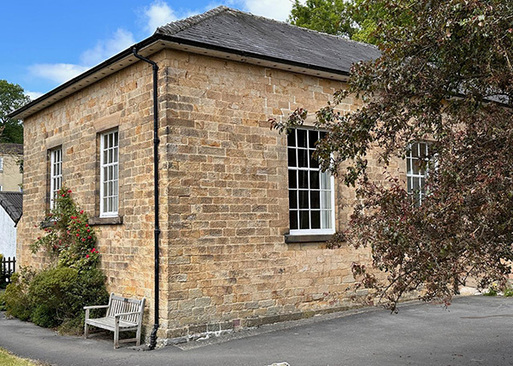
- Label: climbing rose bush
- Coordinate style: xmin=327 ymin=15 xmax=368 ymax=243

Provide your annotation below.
xmin=30 ymin=187 xmax=100 ymax=270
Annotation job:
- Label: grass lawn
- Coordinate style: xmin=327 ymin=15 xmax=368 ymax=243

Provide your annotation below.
xmin=0 ymin=348 xmax=46 ymax=366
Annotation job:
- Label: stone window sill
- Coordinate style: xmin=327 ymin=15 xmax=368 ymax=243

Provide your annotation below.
xmin=285 ymin=234 xmax=333 ymax=243
xmin=89 ymin=216 xmax=123 ymax=225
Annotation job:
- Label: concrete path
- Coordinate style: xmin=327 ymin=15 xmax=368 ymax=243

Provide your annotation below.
xmin=1 ymin=296 xmax=513 ymax=366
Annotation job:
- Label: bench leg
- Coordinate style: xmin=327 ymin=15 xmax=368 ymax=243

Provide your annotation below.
xmin=136 ymin=324 xmax=142 ymax=346
xmin=114 ymin=319 xmax=120 ymax=349
xmin=84 ymin=309 xmax=90 ymax=339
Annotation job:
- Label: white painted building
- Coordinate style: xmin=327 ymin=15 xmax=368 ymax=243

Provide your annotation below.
xmin=0 ymin=192 xmax=22 ymax=259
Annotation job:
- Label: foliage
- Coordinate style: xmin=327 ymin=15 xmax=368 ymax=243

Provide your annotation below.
xmin=30 ymin=187 xmax=100 ymax=270
xmin=0 ymin=80 xmax=30 ymax=144
xmin=5 ymin=267 xmax=108 ymax=332
xmin=5 ymin=188 xmax=108 ymax=332
xmin=289 ymin=0 xmax=354 ymax=37
xmin=503 ymin=288 xmax=513 ymax=297
xmin=483 ymin=286 xmax=498 ymax=297
xmin=276 ymin=0 xmax=513 ymax=310
xmin=288 ymin=0 xmax=390 ymax=44
xmin=29 ymin=267 xmax=108 ymax=329
xmin=0 ymin=290 xmax=5 ymax=311
xmin=4 ymin=269 xmax=36 ymax=321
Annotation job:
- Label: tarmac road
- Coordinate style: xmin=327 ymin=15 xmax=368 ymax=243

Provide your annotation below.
xmin=1 ymin=296 xmax=513 ymax=366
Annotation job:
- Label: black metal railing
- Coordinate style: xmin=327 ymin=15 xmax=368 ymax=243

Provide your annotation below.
xmin=1 ymin=257 xmax=16 ymax=288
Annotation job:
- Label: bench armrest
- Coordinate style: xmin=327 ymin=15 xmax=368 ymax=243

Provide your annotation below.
xmin=84 ymin=304 xmax=109 ymax=310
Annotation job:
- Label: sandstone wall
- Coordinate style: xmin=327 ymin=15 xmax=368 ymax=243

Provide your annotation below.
xmin=20 ymin=47 xmax=406 ymax=340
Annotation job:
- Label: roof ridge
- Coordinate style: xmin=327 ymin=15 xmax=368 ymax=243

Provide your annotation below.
xmin=155 ymin=6 xmax=230 ymax=35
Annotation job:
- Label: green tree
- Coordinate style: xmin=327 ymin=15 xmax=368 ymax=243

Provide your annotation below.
xmin=289 ymin=0 xmax=354 ymax=37
xmin=288 ymin=0 xmax=388 ymax=44
xmin=276 ymin=0 xmax=513 ymax=309
xmin=0 ymin=80 xmax=30 ymax=144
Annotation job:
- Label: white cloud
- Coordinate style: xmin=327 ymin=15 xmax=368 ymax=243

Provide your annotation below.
xmin=80 ymin=29 xmax=135 ymax=66
xmin=25 ymin=91 xmax=44 ymax=101
xmin=28 ymin=28 xmax=135 ymax=87
xmin=144 ymin=0 xmax=178 ymax=33
xmin=238 ymin=0 xmax=294 ymax=21
xmin=28 ymin=63 xmax=90 ymax=85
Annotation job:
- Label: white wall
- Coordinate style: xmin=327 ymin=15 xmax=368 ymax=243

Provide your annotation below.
xmin=0 ymin=207 xmax=16 ymax=259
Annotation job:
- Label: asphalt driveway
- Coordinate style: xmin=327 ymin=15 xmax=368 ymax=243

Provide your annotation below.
xmin=1 ymin=296 xmax=513 ymax=366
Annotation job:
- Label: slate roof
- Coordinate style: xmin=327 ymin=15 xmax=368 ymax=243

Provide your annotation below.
xmin=0 ymin=143 xmax=23 ymax=155
xmin=9 ymin=6 xmax=380 ymax=120
xmin=156 ymin=6 xmax=380 ymax=76
xmin=0 ymin=192 xmax=22 ymax=225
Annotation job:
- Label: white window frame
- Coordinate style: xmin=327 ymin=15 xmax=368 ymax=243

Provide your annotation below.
xmin=100 ymin=129 xmax=119 ymax=217
xmin=288 ymin=128 xmax=335 ymax=235
xmin=50 ymin=147 xmax=62 ymax=210
xmin=406 ymin=141 xmax=431 ymax=205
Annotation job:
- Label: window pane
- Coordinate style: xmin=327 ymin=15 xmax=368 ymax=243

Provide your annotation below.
xmin=413 ymin=159 xmax=420 ymax=174
xmin=310 ymin=171 xmax=320 ymax=189
xmin=297 ymin=130 xmax=307 ymax=147
xmin=311 ymin=191 xmax=320 ymax=209
xmin=311 ymin=211 xmax=320 ymax=229
xmin=420 ymin=142 xmax=426 ymax=157
xmin=288 ymin=148 xmax=297 ymax=167
xmin=298 ymin=170 xmax=309 ymax=189
xmin=320 ymin=172 xmax=329 ymax=189
xmin=290 ymin=210 xmax=298 ymax=230
xmin=412 ymin=143 xmax=419 ymax=157
xmin=287 ymin=132 xmax=296 ymax=147
xmin=321 ymin=210 xmax=331 ymax=229
xmin=298 ymin=149 xmax=308 ymax=167
xmin=413 ymin=177 xmax=420 ymax=192
xmin=299 ymin=190 xmax=309 ymax=209
xmin=322 ymin=191 xmax=331 ymax=209
xmin=310 ymin=155 xmax=319 ymax=169
xmin=288 ymin=170 xmax=297 ymax=188
xmin=289 ymin=190 xmax=297 ymax=209
xmin=299 ymin=211 xmax=310 ymax=229
xmin=309 ymin=130 xmax=318 ymax=148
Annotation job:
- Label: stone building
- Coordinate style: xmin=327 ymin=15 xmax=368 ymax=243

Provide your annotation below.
xmin=10 ymin=7 xmax=404 ymax=341
xmin=0 ymin=143 xmax=23 ymax=192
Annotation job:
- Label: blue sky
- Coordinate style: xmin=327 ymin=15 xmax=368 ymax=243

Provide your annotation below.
xmin=0 ymin=0 xmax=295 ymax=100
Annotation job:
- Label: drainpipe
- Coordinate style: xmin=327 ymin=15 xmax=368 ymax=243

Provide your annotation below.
xmin=132 ymin=46 xmax=160 ymax=350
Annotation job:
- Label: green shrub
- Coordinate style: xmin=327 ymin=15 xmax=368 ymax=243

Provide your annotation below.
xmin=28 ymin=267 xmax=108 ymax=332
xmin=4 ymin=268 xmax=36 ymax=321
xmin=0 ymin=290 xmax=5 ymax=311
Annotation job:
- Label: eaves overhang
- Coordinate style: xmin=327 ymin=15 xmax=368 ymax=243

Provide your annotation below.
xmin=9 ymin=34 xmax=350 ymax=121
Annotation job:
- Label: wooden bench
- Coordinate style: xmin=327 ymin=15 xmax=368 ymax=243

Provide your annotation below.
xmin=84 ymin=293 xmax=145 ymax=349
